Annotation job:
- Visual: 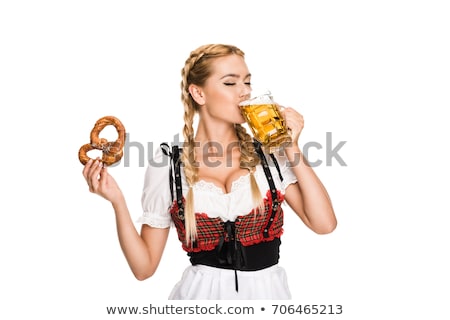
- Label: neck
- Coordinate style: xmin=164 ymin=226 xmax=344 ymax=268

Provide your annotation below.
xmin=194 ymin=120 xmax=241 ymax=161
xmin=195 ymin=121 xmax=239 ymax=146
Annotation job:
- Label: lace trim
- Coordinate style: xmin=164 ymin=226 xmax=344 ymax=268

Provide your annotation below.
xmin=136 ymin=214 xmax=172 ymax=228
xmin=194 ymin=180 xmax=224 ymax=195
xmin=194 ymin=173 xmax=251 ymax=195
xmin=231 ymin=173 xmax=250 ymax=192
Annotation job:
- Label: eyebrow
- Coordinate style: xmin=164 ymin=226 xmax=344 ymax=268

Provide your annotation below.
xmin=220 ymin=73 xmax=251 ymax=80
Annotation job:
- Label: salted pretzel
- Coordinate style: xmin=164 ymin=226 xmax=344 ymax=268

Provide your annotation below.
xmin=78 ymin=116 xmax=126 ymax=166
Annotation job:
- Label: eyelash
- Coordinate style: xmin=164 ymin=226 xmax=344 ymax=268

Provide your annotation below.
xmin=224 ymin=82 xmax=252 ymax=86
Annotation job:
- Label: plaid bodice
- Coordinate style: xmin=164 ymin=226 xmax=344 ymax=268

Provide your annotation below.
xmin=170 ymin=189 xmax=285 ymax=253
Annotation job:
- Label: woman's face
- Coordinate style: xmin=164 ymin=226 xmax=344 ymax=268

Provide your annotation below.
xmin=200 ymin=54 xmax=252 ymax=124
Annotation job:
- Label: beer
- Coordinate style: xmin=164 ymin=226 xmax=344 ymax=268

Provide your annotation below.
xmin=240 ymin=93 xmax=292 ymax=151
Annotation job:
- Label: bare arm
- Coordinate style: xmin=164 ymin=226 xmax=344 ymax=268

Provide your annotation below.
xmin=281 ymin=108 xmax=337 ymax=234
xmin=111 ymin=194 xmax=169 ymax=280
xmin=83 ymin=159 xmax=169 ymax=280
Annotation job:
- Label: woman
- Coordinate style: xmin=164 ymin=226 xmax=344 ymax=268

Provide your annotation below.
xmin=82 ymin=44 xmax=337 ymax=299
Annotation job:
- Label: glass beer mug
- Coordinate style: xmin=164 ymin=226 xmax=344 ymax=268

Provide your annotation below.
xmin=239 ymin=90 xmax=292 ymax=152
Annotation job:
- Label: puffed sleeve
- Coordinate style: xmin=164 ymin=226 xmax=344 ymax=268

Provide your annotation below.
xmin=136 ymin=146 xmax=173 ymax=228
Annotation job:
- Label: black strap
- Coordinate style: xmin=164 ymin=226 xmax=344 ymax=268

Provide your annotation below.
xmin=172 ymin=145 xmax=184 ymax=219
xmin=160 ymin=143 xmax=185 ymax=219
xmin=160 ymin=143 xmax=174 ymax=203
xmin=269 ymin=153 xmax=283 ymax=182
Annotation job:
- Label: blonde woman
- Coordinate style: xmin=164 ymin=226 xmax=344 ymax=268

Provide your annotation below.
xmin=82 ymin=44 xmax=337 ymax=299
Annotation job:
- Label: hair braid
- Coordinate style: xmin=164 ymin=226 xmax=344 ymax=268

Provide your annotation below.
xmin=235 ymin=124 xmax=264 ymax=212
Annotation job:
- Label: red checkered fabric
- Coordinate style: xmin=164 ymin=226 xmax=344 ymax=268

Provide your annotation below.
xmin=170 ymin=190 xmax=285 ymax=253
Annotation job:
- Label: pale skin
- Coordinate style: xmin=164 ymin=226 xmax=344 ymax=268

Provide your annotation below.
xmin=83 ymin=54 xmax=337 ymax=281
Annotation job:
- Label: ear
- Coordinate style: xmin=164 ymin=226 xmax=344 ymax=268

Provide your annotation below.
xmin=188 ymin=84 xmax=206 ymax=105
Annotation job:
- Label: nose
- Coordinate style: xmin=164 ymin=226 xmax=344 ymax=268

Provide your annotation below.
xmin=240 ymin=85 xmax=251 ymax=100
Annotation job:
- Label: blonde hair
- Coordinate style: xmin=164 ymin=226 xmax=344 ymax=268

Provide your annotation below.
xmin=180 ymin=44 xmax=263 ymax=245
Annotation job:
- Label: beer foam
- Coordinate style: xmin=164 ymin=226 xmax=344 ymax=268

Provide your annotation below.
xmin=239 ymin=94 xmax=273 ymax=106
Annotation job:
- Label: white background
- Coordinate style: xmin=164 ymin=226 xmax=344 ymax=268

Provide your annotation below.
xmin=1 ymin=0 xmax=449 ymax=319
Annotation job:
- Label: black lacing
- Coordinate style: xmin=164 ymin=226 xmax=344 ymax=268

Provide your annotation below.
xmin=216 ymin=221 xmax=248 ymax=291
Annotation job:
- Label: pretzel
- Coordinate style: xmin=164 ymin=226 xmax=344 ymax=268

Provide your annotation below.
xmin=78 ymin=116 xmax=126 ymax=166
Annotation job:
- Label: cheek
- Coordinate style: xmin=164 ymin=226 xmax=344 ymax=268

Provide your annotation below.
xmin=205 ymin=89 xmax=222 ymax=105
xmin=207 ymin=91 xmax=229 ymax=109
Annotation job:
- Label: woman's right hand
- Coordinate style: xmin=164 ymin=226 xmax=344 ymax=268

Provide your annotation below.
xmin=82 ymin=159 xmax=123 ymax=204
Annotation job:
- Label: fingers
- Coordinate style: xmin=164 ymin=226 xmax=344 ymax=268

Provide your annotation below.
xmin=82 ymin=158 xmax=93 ymax=179
xmin=281 ymin=107 xmax=304 ymax=127
xmin=281 ymin=107 xmax=304 ymax=142
xmin=82 ymin=158 xmax=104 ymax=193
xmin=97 ymin=166 xmax=109 ymax=192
